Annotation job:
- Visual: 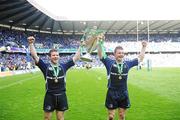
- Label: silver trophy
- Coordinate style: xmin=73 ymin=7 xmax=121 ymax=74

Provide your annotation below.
xmin=80 ymin=26 xmax=105 ymax=62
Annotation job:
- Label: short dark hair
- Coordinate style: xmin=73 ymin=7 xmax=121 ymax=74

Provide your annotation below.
xmin=48 ymin=49 xmax=58 ymax=56
xmin=114 ymin=46 xmax=123 ymax=53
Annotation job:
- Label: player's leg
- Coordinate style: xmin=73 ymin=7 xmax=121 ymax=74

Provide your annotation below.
xmin=117 ymin=95 xmax=130 ymax=120
xmin=56 ymin=111 xmax=64 ymax=120
xmin=44 ymin=112 xmax=52 ymax=120
xmin=118 ymin=108 xmax=126 ymax=120
xmin=105 ymin=89 xmax=117 ymax=120
xmin=107 ymin=109 xmax=116 ymax=120
xmin=55 ymin=93 xmax=68 ymax=120
xmin=43 ymin=93 xmax=55 ymax=120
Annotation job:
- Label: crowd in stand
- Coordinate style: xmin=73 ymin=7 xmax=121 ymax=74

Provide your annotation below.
xmin=1 ymin=27 xmax=180 ymax=49
xmin=1 ymin=51 xmax=180 ymax=72
xmin=0 ymin=28 xmax=81 ymax=49
xmin=0 ymin=27 xmax=180 ymax=72
xmin=0 ymin=52 xmax=35 ymax=72
xmin=0 ymin=53 xmax=104 ymax=72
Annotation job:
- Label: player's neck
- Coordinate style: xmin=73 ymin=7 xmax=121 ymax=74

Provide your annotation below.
xmin=116 ymin=59 xmax=123 ymax=64
xmin=50 ymin=62 xmax=58 ymax=67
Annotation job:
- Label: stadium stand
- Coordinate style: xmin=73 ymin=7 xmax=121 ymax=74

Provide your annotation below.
xmin=0 ymin=27 xmax=180 ymax=73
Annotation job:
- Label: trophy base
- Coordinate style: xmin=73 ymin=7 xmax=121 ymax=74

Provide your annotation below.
xmin=80 ymin=53 xmax=93 ymax=62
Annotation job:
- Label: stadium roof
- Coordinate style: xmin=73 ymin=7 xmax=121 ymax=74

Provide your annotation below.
xmin=0 ymin=0 xmax=180 ymax=34
xmin=27 ymin=0 xmax=180 ymax=21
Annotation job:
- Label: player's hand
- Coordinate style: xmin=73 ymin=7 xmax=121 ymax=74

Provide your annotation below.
xmin=142 ymin=41 xmax=147 ymax=48
xmin=80 ymin=40 xmax=86 ymax=46
xmin=97 ymin=34 xmax=102 ymax=40
xmin=27 ymin=36 xmax=35 ymax=44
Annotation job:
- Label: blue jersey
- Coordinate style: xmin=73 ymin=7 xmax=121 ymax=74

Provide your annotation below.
xmin=101 ymin=57 xmax=138 ymax=92
xmin=36 ymin=58 xmax=74 ymax=93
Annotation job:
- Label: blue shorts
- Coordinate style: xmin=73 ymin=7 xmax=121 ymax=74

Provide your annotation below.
xmin=105 ymin=89 xmax=130 ymax=109
xmin=43 ymin=92 xmax=68 ymax=112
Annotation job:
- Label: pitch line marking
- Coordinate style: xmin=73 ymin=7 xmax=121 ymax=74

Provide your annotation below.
xmin=0 ymin=74 xmax=41 ymax=90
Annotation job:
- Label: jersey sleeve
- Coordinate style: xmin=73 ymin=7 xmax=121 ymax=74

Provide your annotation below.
xmin=100 ymin=57 xmax=114 ymax=75
xmin=127 ymin=58 xmax=138 ymax=69
xmin=36 ymin=58 xmax=47 ymax=75
xmin=61 ymin=58 xmax=75 ymax=73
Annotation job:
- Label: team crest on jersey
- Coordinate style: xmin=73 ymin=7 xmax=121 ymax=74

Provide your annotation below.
xmin=48 ymin=67 xmax=53 ymax=71
xmin=109 ymin=104 xmax=113 ymax=108
xmin=113 ymin=64 xmax=117 ymax=67
xmin=46 ymin=105 xmax=51 ymax=110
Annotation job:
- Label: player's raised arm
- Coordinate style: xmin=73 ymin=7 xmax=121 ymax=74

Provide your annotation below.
xmin=97 ymin=43 xmax=103 ymax=59
xmin=138 ymin=41 xmax=147 ymax=62
xmin=27 ymin=36 xmax=39 ymax=63
xmin=97 ymin=34 xmax=106 ymax=59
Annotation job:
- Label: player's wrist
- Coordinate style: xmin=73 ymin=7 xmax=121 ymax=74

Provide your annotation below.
xmin=142 ymin=45 xmax=147 ymax=48
xmin=29 ymin=43 xmax=34 ymax=46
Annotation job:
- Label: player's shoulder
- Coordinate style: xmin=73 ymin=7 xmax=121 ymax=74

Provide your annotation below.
xmin=59 ymin=63 xmax=64 ymax=68
xmin=59 ymin=62 xmax=68 ymax=71
xmin=37 ymin=58 xmax=45 ymax=65
xmin=102 ymin=56 xmax=115 ymax=62
xmin=124 ymin=58 xmax=138 ymax=62
xmin=123 ymin=58 xmax=138 ymax=68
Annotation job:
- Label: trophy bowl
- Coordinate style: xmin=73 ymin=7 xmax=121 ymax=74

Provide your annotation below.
xmin=80 ymin=27 xmax=105 ymax=62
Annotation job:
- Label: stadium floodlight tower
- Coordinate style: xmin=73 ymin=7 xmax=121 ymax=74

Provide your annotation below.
xmin=136 ymin=20 xmax=151 ymax=71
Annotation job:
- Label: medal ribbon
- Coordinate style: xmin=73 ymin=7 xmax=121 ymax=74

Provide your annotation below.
xmin=51 ymin=64 xmax=59 ymax=78
xmin=117 ymin=62 xmax=123 ymax=75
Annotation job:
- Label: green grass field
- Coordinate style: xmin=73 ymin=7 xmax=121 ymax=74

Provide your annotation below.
xmin=0 ymin=67 xmax=180 ymax=120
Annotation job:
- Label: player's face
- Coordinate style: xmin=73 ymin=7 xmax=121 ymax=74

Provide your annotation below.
xmin=114 ymin=49 xmax=124 ymax=62
xmin=50 ymin=52 xmax=59 ymax=64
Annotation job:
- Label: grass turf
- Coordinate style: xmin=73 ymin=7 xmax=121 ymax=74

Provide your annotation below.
xmin=0 ymin=67 xmax=180 ymax=120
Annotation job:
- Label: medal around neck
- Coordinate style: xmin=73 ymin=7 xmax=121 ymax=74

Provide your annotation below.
xmin=116 ymin=62 xmax=123 ymax=80
xmin=119 ymin=76 xmax=122 ymax=80
xmin=55 ymin=78 xmax=58 ymax=83
xmin=51 ymin=64 xmax=59 ymax=83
